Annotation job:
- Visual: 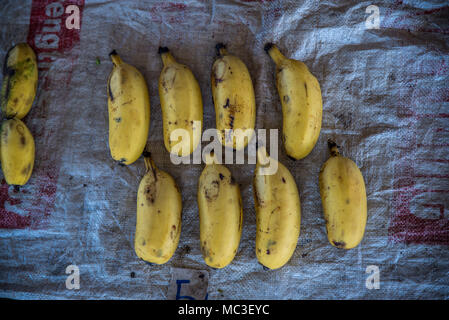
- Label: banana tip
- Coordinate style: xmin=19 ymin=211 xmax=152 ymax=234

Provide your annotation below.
xmin=108 ymin=49 xmax=118 ymax=57
xmin=215 ymin=43 xmax=226 ymax=55
xmin=327 ymin=139 xmax=338 ymax=150
xmin=158 ymin=47 xmax=169 ymax=54
xmin=264 ymin=42 xmax=274 ymax=54
xmin=142 ymin=150 xmax=152 ymax=158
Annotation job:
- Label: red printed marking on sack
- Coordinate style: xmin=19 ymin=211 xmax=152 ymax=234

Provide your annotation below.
xmin=389 ymin=61 xmax=449 ymax=244
xmin=149 ymin=2 xmax=188 ymax=24
xmin=0 ymin=0 xmax=84 ymax=229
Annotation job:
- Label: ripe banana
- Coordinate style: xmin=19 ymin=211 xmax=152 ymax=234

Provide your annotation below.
xmin=211 ymin=43 xmax=256 ymax=150
xmin=265 ymin=43 xmax=322 ymax=160
xmin=319 ymin=140 xmax=367 ymax=249
xmin=197 ymin=152 xmax=242 ymax=268
xmin=135 ymin=153 xmax=182 ymax=264
xmin=1 ymin=43 xmax=38 ymax=119
xmin=0 ymin=118 xmax=35 ymax=185
xmin=158 ymin=47 xmax=203 ymax=157
xmin=253 ymin=146 xmax=301 ymax=269
xmin=107 ymin=50 xmax=150 ymax=165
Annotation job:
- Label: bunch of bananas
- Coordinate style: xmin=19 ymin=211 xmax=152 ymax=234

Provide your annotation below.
xmin=0 ymin=43 xmax=37 ymax=186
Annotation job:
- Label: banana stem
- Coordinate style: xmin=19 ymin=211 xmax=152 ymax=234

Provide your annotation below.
xmin=158 ymin=47 xmax=176 ymax=66
xmin=264 ymin=43 xmax=286 ymax=66
xmin=109 ymin=50 xmax=123 ymax=66
xmin=216 ymin=43 xmax=228 ymax=56
xmin=143 ymin=151 xmax=154 ymax=173
xmin=328 ymin=140 xmax=340 ymax=157
xmin=204 ymin=151 xmax=219 ymax=165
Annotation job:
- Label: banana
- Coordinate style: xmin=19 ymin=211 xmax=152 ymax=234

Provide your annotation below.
xmin=158 ymin=47 xmax=203 ymax=157
xmin=265 ymin=43 xmax=322 ymax=160
xmin=135 ymin=152 xmax=182 ymax=264
xmin=319 ymin=140 xmax=367 ymax=249
xmin=0 ymin=118 xmax=35 ymax=185
xmin=107 ymin=50 xmax=150 ymax=165
xmin=197 ymin=152 xmax=242 ymax=268
xmin=211 ymin=43 xmax=256 ymax=150
xmin=1 ymin=43 xmax=38 ymax=119
xmin=253 ymin=146 xmax=301 ymax=269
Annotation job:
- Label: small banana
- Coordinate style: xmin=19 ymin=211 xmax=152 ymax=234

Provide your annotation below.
xmin=197 ymin=152 xmax=242 ymax=268
xmin=265 ymin=43 xmax=322 ymax=160
xmin=158 ymin=47 xmax=203 ymax=157
xmin=211 ymin=43 xmax=256 ymax=150
xmin=0 ymin=118 xmax=35 ymax=185
xmin=107 ymin=50 xmax=150 ymax=165
xmin=135 ymin=152 xmax=182 ymax=264
xmin=1 ymin=43 xmax=38 ymax=119
xmin=319 ymin=140 xmax=367 ymax=249
xmin=253 ymin=146 xmax=301 ymax=269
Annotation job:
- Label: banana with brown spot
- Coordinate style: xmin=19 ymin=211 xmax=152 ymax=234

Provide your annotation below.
xmin=158 ymin=47 xmax=203 ymax=156
xmin=211 ymin=43 xmax=256 ymax=150
xmin=265 ymin=43 xmax=322 ymax=160
xmin=0 ymin=118 xmax=35 ymax=185
xmin=197 ymin=152 xmax=242 ymax=268
xmin=107 ymin=50 xmax=150 ymax=165
xmin=135 ymin=153 xmax=182 ymax=264
xmin=319 ymin=140 xmax=367 ymax=249
xmin=253 ymin=146 xmax=301 ymax=269
xmin=1 ymin=43 xmax=38 ymax=119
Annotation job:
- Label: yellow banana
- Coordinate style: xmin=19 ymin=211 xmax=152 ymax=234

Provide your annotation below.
xmin=135 ymin=152 xmax=182 ymax=264
xmin=0 ymin=118 xmax=35 ymax=185
xmin=253 ymin=146 xmax=301 ymax=269
xmin=197 ymin=152 xmax=242 ymax=268
xmin=158 ymin=47 xmax=203 ymax=157
xmin=211 ymin=43 xmax=256 ymax=150
xmin=1 ymin=43 xmax=38 ymax=119
xmin=319 ymin=140 xmax=367 ymax=249
xmin=265 ymin=43 xmax=322 ymax=160
xmin=107 ymin=50 xmax=150 ymax=165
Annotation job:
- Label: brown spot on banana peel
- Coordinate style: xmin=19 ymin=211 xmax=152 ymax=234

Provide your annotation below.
xmin=21 ymin=163 xmax=31 ymax=175
xmin=144 ymin=183 xmax=156 ymax=204
xmin=304 ymin=83 xmax=308 ymax=97
xmin=204 ymin=180 xmax=220 ymax=201
xmin=223 ymin=98 xmax=230 ymax=109
xmin=283 ymin=95 xmax=289 ymax=103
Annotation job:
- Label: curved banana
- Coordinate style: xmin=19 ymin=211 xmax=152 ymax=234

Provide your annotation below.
xmin=211 ymin=43 xmax=256 ymax=150
xmin=0 ymin=118 xmax=35 ymax=185
xmin=158 ymin=47 xmax=203 ymax=157
xmin=197 ymin=152 xmax=242 ymax=268
xmin=135 ymin=153 xmax=182 ymax=264
xmin=265 ymin=43 xmax=322 ymax=160
xmin=107 ymin=50 xmax=150 ymax=165
xmin=319 ymin=140 xmax=367 ymax=249
xmin=1 ymin=43 xmax=38 ymax=119
xmin=253 ymin=146 xmax=301 ymax=269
